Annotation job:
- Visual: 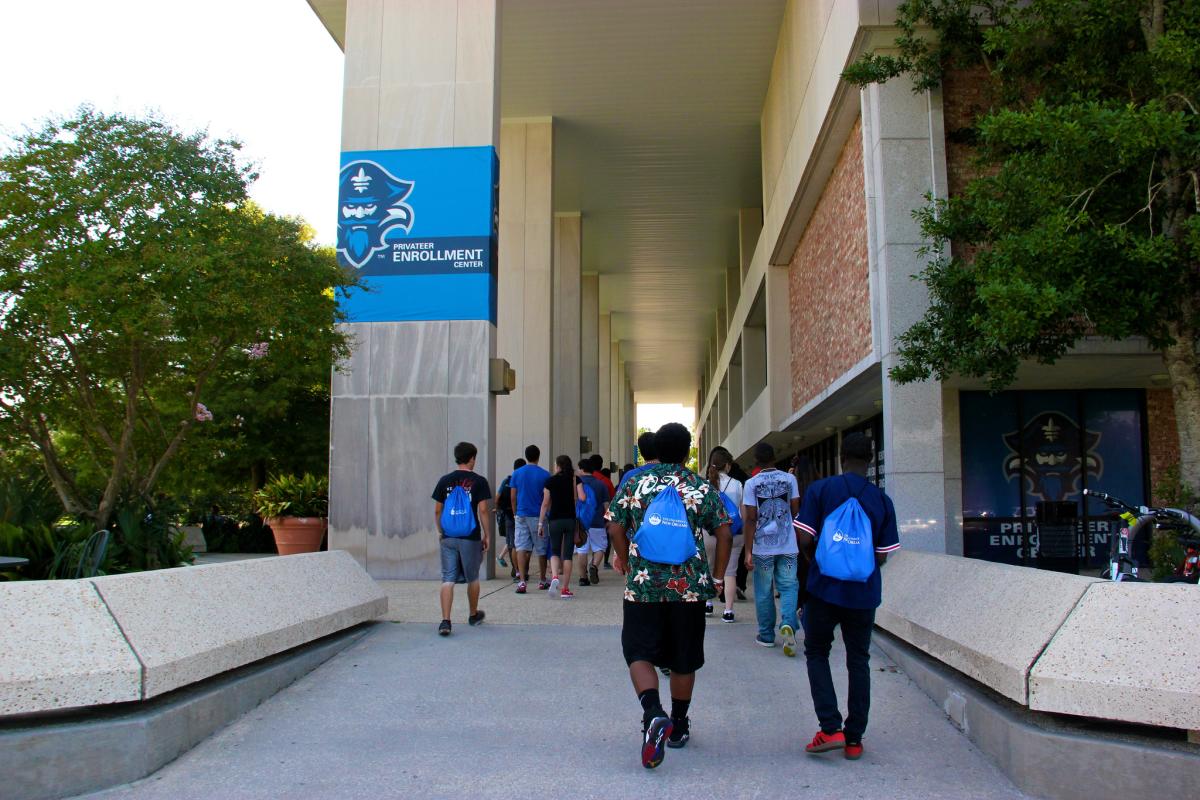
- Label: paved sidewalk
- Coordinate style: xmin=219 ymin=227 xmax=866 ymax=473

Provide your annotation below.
xmin=83 ymin=577 xmax=1030 ymax=800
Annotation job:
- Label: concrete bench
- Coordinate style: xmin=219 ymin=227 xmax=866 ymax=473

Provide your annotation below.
xmin=1 ymin=550 xmax=386 ymax=716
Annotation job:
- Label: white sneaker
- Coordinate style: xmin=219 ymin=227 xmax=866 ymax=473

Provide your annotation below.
xmin=780 ymin=624 xmax=797 ymax=657
xmin=548 ymin=577 xmax=560 ymax=597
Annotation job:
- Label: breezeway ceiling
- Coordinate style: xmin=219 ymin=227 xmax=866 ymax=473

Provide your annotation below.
xmin=501 ymin=0 xmax=786 ymax=405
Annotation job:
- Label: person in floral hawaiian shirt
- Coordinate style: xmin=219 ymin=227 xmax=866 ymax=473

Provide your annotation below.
xmin=605 ymin=422 xmax=733 ymax=769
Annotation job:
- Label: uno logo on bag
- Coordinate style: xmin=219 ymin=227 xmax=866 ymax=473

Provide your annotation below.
xmin=440 ymin=485 xmax=475 ymax=538
xmin=632 ymin=485 xmax=697 ymax=565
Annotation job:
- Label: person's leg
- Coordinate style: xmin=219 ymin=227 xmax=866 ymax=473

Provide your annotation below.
xmin=752 ymin=555 xmax=777 ymax=642
xmin=440 ymin=582 xmax=454 ymax=619
xmin=775 ymin=555 xmax=800 ymax=632
xmin=513 ymin=516 xmax=534 ymax=584
xmin=802 ymin=596 xmax=843 ymax=734
xmin=550 ymin=554 xmax=562 ymax=581
xmin=735 ymin=543 xmax=748 ymax=593
xmin=561 ymin=550 xmax=573 ymax=590
xmin=724 ymin=535 xmax=742 ymax=612
xmin=467 ymin=580 xmax=480 ymax=615
xmin=840 ymin=605 xmax=876 ymax=743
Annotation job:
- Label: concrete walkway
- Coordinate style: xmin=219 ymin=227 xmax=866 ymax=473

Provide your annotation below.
xmin=83 ymin=575 xmax=1030 ymax=800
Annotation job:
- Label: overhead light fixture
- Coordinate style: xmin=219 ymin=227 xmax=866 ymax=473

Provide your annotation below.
xmin=1150 ymin=373 xmax=1170 ymax=385
xmin=824 ymin=425 xmax=836 ymax=434
xmin=845 ymin=415 xmax=860 ymax=424
xmin=873 ymin=399 xmax=883 ymax=411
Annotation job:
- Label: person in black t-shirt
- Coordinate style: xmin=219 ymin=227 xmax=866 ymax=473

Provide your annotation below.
xmin=538 ymin=454 xmax=586 ymax=598
xmin=431 ymin=441 xmax=493 ymax=637
xmin=495 ymin=457 xmax=525 ymax=578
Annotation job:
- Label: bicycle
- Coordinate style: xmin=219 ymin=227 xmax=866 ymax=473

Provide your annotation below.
xmin=1082 ymin=489 xmax=1200 ymax=583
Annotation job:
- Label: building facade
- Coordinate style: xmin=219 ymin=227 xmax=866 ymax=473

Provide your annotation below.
xmin=306 ymin=0 xmax=1177 ymax=578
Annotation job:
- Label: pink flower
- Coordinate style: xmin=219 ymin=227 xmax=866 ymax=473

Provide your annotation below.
xmin=248 ymin=342 xmax=269 ymax=360
xmin=194 ymin=403 xmax=213 ymax=423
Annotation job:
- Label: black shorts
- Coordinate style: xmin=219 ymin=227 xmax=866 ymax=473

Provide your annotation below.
xmin=621 ymin=600 xmax=707 ymax=674
xmin=547 ymin=518 xmax=576 ymax=559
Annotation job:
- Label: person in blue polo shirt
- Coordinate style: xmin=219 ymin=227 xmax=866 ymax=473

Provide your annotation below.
xmin=510 ymin=444 xmax=551 ymax=594
xmin=792 ymin=432 xmax=900 ymax=762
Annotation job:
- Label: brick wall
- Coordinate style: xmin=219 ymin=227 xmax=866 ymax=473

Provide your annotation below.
xmin=788 ymin=118 xmax=871 ymax=412
xmin=1146 ymin=388 xmax=1180 ymax=505
xmin=942 ymin=66 xmax=994 ymax=197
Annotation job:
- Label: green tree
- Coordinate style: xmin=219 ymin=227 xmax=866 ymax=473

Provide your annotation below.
xmin=0 ymin=109 xmax=357 ymax=526
xmin=843 ymin=1 xmax=1200 ymax=485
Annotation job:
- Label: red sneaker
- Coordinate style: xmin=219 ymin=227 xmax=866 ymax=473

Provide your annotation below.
xmin=844 ymin=741 xmax=863 ymax=760
xmin=560 ymin=588 xmax=574 ymax=598
xmin=805 ymin=730 xmax=846 ymax=754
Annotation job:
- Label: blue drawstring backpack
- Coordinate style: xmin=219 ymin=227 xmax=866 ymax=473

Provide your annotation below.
xmin=814 ymin=477 xmax=874 ymax=581
xmin=440 ymin=485 xmax=475 ymax=538
xmin=576 ymin=482 xmax=598 ymax=530
xmin=633 ymin=486 xmax=697 ymax=565
xmin=719 ymin=492 xmax=743 ymax=535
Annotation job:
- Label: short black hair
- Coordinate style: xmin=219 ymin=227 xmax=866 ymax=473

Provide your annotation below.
xmin=637 ymin=431 xmax=657 ymax=461
xmin=601 ymin=467 xmax=612 ymax=478
xmin=753 ymin=441 xmax=775 ymax=465
xmin=841 ymin=432 xmax=873 ymax=463
xmin=655 ymin=422 xmax=691 ymax=465
xmin=454 ymin=441 xmax=477 ymax=465
xmin=513 ymin=457 xmax=526 ymax=470
xmin=524 ymin=444 xmax=540 ymax=462
xmin=588 ymin=454 xmax=602 ymax=471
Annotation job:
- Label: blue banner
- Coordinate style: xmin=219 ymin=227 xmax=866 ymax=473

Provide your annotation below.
xmin=335 ymin=146 xmax=498 ymax=322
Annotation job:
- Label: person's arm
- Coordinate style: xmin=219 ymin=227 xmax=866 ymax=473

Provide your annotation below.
xmin=875 ymin=493 xmax=901 ymax=566
xmin=510 ymin=485 xmax=518 ymax=515
xmin=608 ymin=520 xmax=630 ymax=574
xmin=539 ymin=487 xmax=551 ymax=530
xmin=576 ymin=479 xmax=587 ymax=503
xmin=711 ymin=523 xmax=733 ymax=584
xmin=742 ymin=504 xmax=757 ymax=571
xmin=477 ymin=499 xmax=493 ymax=552
xmin=433 ymin=502 xmax=445 ymax=537
xmin=794 ymin=483 xmax=820 ymax=558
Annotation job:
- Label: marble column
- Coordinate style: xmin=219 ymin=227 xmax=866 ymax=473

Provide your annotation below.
xmin=581 ymin=274 xmax=600 ymax=455
xmin=610 ymin=340 xmax=621 ymax=463
xmin=551 ymin=213 xmax=582 ymax=461
xmin=496 ymin=118 xmax=553 ymax=467
xmin=331 ymin=0 xmax=500 ymax=579
xmin=862 ymin=77 xmax=952 ymax=553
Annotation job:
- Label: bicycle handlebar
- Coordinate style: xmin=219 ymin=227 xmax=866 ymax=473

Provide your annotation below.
xmin=1084 ymin=489 xmax=1200 ymax=536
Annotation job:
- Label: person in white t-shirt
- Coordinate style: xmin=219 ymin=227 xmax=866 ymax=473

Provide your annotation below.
xmin=742 ymin=442 xmax=802 ymax=655
xmin=704 ymin=449 xmax=744 ymax=622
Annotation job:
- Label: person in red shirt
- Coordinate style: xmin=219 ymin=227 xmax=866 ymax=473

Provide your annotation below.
xmin=591 ymin=454 xmax=615 ymax=497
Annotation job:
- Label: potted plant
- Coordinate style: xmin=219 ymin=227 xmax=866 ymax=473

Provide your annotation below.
xmin=253 ymin=474 xmax=329 ymax=555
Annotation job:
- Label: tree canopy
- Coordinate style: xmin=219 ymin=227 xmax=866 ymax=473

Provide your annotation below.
xmin=843 ymin=0 xmax=1200 ymax=485
xmin=0 ymin=109 xmax=357 ymax=525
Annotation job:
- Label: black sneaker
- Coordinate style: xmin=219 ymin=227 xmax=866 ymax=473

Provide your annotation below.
xmin=580 ymin=576 xmax=591 ymax=586
xmin=468 ymin=610 xmax=486 ymax=626
xmin=438 ymin=619 xmax=451 ymax=636
xmin=641 ymin=715 xmax=673 ymax=769
xmin=705 ymin=601 xmax=714 ymax=616
xmin=589 ymin=564 xmax=600 ymax=584
xmin=667 ymin=716 xmax=690 ymax=749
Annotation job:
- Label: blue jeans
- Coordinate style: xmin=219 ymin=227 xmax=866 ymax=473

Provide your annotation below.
xmin=752 ymin=554 xmax=799 ymax=641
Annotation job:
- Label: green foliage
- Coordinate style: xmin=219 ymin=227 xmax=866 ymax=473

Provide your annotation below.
xmin=0 ymin=108 xmax=358 ymax=525
xmin=842 ymin=1 xmax=1200 ymax=389
xmin=1149 ymin=528 xmax=1187 ymax=580
xmin=107 ymin=503 xmax=192 ymax=572
xmin=253 ymin=473 xmax=329 ymax=519
xmin=1153 ymin=463 xmax=1200 ymax=507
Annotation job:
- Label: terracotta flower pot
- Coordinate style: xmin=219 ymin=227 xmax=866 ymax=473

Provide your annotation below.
xmin=267 ymin=516 xmax=327 ymax=555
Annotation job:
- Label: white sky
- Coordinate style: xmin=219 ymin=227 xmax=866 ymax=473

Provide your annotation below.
xmin=0 ymin=0 xmax=345 ymax=245
xmin=637 ymin=404 xmax=696 ymax=433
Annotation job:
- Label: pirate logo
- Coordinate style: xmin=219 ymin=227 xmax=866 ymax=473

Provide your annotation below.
xmin=1003 ymin=411 xmax=1101 ymax=502
xmin=336 ymin=160 xmax=415 ymax=270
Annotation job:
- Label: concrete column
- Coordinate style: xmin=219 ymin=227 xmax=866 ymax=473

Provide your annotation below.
xmin=610 ymin=341 xmax=621 ymax=462
xmin=581 ymin=274 xmax=600 ymax=455
xmin=598 ymin=313 xmax=612 ymax=464
xmin=862 ymin=77 xmax=951 ymax=553
xmin=496 ymin=118 xmax=553 ymax=468
xmin=551 ymin=213 xmax=581 ymax=461
xmin=765 ymin=264 xmax=792 ymax=428
xmin=738 ymin=208 xmax=763 ymax=283
xmin=331 ymin=0 xmax=500 ymax=579
xmin=743 ymin=324 xmax=767 ymax=408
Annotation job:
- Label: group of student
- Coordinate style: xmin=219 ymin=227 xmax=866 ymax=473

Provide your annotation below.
xmin=430 ymin=422 xmax=900 ymax=770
